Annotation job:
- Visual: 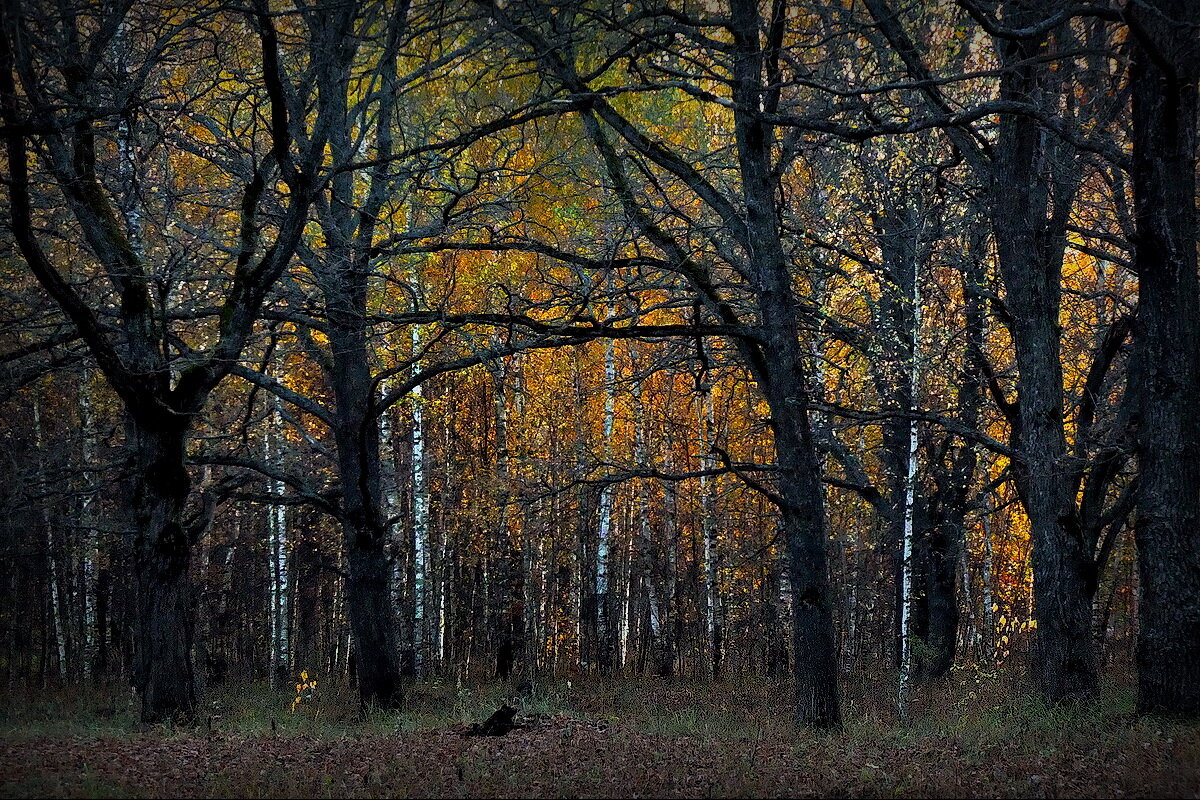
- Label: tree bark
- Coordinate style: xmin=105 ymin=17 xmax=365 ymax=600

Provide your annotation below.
xmin=728 ymin=0 xmax=840 ymax=727
xmin=990 ymin=6 xmax=1096 ymax=702
xmin=129 ymin=417 xmax=197 ymax=723
xmin=1127 ymin=0 xmax=1200 ymax=716
xmin=327 ymin=323 xmax=403 ymax=708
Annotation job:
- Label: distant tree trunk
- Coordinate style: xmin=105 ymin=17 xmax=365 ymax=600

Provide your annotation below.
xmin=658 ymin=455 xmax=680 ymax=678
xmin=972 ymin=506 xmax=994 ymax=660
xmin=411 ymin=337 xmax=430 ymax=675
xmin=33 ymin=394 xmax=68 ymax=681
xmin=79 ymin=372 xmax=100 ymax=678
xmin=511 ymin=362 xmax=540 ymax=679
xmin=491 ymin=361 xmax=525 ymax=681
xmin=634 ymin=406 xmax=658 ymax=674
xmin=897 ymin=353 xmax=920 ymax=716
xmin=1127 ymin=0 xmax=1200 ymax=717
xmin=381 ymin=376 xmax=414 ymax=677
xmin=595 ymin=337 xmax=616 ymax=673
xmin=265 ymin=400 xmax=290 ymax=687
xmin=697 ymin=384 xmax=723 ymax=678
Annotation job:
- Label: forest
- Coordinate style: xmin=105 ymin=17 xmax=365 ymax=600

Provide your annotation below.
xmin=1 ymin=0 xmax=1199 ymax=796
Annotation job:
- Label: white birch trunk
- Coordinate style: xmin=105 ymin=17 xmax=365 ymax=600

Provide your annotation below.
xmin=80 ymin=373 xmax=98 ymax=678
xmin=960 ymin=544 xmax=978 ymax=655
xmin=34 ymin=395 xmax=67 ymax=680
xmin=595 ymin=338 xmax=616 ymax=665
xmin=380 ymin=377 xmax=402 ymax=616
xmin=896 ymin=410 xmax=919 ymax=716
xmin=265 ymin=401 xmax=290 ymax=686
xmin=698 ymin=386 xmax=720 ymax=677
xmin=619 ymin=513 xmax=633 ymax=669
xmin=411 ymin=347 xmax=429 ymax=674
xmin=897 ymin=250 xmax=922 ymax=719
xmin=436 ymin=536 xmax=448 ymax=665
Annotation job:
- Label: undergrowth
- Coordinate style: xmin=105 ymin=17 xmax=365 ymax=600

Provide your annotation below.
xmin=1 ymin=666 xmax=1197 ymax=798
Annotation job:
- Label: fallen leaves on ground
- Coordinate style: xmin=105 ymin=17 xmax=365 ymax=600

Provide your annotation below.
xmin=2 ymin=710 xmax=1198 ymax=799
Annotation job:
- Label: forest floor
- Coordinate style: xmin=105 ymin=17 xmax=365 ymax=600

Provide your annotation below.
xmin=1 ymin=665 xmax=1198 ymax=798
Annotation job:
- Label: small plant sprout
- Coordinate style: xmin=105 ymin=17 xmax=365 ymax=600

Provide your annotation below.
xmin=292 ymin=670 xmax=318 ymax=713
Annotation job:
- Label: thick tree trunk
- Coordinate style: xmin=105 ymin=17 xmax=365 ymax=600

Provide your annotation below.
xmin=329 ymin=328 xmax=403 ymax=709
xmin=729 ymin=0 xmax=839 ymax=728
xmin=765 ymin=373 xmax=840 ymax=728
xmin=128 ymin=418 xmax=197 ymax=723
xmin=1128 ymin=0 xmax=1200 ymax=717
xmin=916 ymin=501 xmax=961 ymax=679
xmin=992 ymin=18 xmax=1096 ymax=703
xmin=344 ymin=531 xmax=402 ymax=707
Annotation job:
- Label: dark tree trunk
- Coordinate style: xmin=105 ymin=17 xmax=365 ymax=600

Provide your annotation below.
xmin=729 ymin=0 xmax=840 ymax=728
xmin=304 ymin=2 xmax=407 ymax=707
xmin=1128 ymin=0 xmax=1200 ymax=717
xmin=494 ymin=537 xmax=525 ymax=681
xmin=916 ymin=492 xmax=961 ymax=679
xmin=96 ymin=567 xmax=110 ymax=675
xmin=991 ymin=7 xmax=1096 ymax=703
xmin=772 ymin=386 xmax=840 ymax=728
xmin=344 ymin=534 xmax=402 ymax=708
xmin=329 ymin=328 xmax=403 ymax=709
xmin=920 ymin=241 xmax=989 ymax=678
xmin=129 ymin=419 xmax=197 ymax=723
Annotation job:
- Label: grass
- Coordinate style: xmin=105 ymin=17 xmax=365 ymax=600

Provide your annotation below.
xmin=0 ymin=664 xmax=1171 ymax=743
xmin=1 ymin=665 xmax=1198 ymax=798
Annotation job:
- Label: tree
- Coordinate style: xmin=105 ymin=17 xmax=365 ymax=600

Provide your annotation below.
xmin=481 ymin=0 xmax=842 ymax=727
xmin=1126 ymin=0 xmax=1200 ymax=716
xmin=861 ymin=0 xmax=1134 ymax=705
xmin=0 ymin=0 xmax=337 ymax=721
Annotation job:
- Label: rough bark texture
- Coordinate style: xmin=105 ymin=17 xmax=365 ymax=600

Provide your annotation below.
xmin=129 ymin=420 xmax=197 ymax=723
xmin=1128 ymin=0 xmax=1200 ymax=717
xmin=306 ymin=0 xmax=406 ymax=708
xmin=991 ymin=2 xmax=1097 ymax=703
xmin=730 ymin=0 xmax=839 ymax=728
xmin=328 ymin=325 xmax=404 ymax=709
